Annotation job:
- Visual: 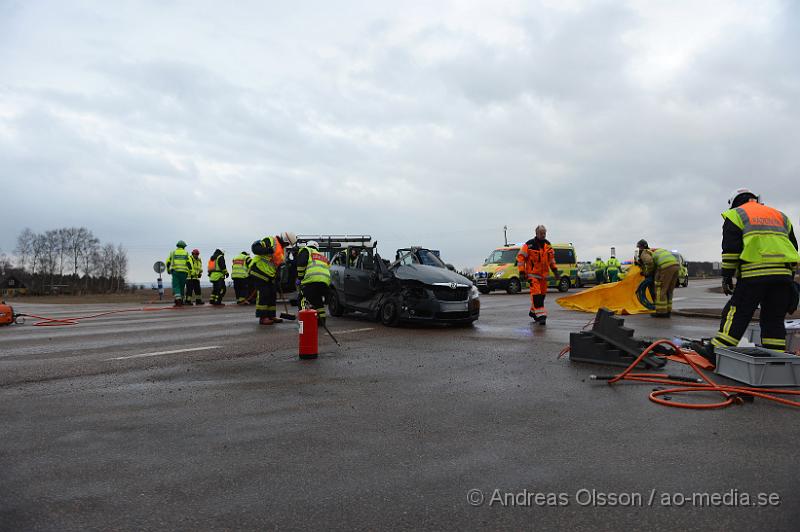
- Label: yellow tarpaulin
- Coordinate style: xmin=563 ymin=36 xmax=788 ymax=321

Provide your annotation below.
xmin=558 ymin=265 xmax=651 ymax=315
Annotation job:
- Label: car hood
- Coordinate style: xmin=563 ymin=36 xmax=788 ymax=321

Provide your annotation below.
xmin=393 ymin=264 xmax=472 ymax=286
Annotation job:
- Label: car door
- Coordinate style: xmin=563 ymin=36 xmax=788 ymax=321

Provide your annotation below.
xmin=344 ymin=251 xmax=377 ymax=309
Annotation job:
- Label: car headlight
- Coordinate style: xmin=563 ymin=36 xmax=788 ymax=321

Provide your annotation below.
xmin=470 ymin=285 xmax=479 ymax=299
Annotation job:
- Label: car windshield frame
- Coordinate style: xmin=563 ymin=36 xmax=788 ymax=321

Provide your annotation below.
xmin=393 ymin=248 xmax=447 ymax=269
xmin=486 ymin=249 xmax=518 ymax=264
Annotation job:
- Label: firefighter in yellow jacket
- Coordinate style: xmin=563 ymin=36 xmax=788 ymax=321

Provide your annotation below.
xmin=208 ymin=249 xmax=229 ymax=306
xmin=606 ymin=253 xmax=621 ymax=283
xmin=694 ymin=189 xmax=799 ymax=360
xmin=231 ymin=251 xmax=252 ymax=304
xmin=184 ymin=249 xmax=204 ymax=305
xmin=166 ymin=240 xmax=191 ymax=307
xmin=296 ymin=240 xmax=332 ymax=326
xmin=636 ymin=240 xmax=679 ymax=318
xmin=592 ymin=257 xmax=606 ymax=284
xmin=249 ymin=231 xmax=297 ymax=325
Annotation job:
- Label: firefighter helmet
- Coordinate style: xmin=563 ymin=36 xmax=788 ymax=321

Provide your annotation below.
xmin=280 ymin=231 xmax=298 ymax=246
xmin=728 ymin=188 xmax=758 ymax=207
xmin=176 ymin=240 xmax=187 ymax=248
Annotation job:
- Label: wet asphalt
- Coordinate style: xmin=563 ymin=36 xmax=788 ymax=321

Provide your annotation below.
xmin=1 ymin=280 xmax=798 ymax=531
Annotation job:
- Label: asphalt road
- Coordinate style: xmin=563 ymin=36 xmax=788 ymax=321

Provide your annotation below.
xmin=1 ymin=280 xmax=797 ymax=531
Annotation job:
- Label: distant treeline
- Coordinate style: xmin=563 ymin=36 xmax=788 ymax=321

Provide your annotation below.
xmin=2 ymin=227 xmax=130 ymax=294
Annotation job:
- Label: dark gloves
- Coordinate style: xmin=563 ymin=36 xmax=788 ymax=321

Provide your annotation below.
xmin=553 ymin=269 xmax=560 ymax=278
xmin=722 ymin=277 xmax=735 ymax=296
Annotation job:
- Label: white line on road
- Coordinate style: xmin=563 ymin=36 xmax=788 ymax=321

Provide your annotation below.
xmin=106 ymin=346 xmax=223 ymax=361
xmin=333 ymin=328 xmax=375 ymax=335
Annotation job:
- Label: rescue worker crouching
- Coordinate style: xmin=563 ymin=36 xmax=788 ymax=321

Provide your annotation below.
xmin=166 ymin=240 xmax=191 ymax=307
xmin=695 ymin=189 xmax=799 ymax=361
xmin=208 ymin=249 xmax=229 ymax=306
xmin=231 ymin=251 xmax=252 ymax=304
xmin=606 ymin=253 xmax=621 ymax=283
xmin=296 ymin=240 xmax=332 ymax=326
xmin=636 ymin=240 xmax=679 ymax=318
xmin=184 ymin=248 xmax=204 ymax=305
xmin=250 ymin=232 xmax=297 ymax=325
xmin=593 ymin=257 xmax=607 ymax=284
xmin=517 ymin=225 xmax=560 ymax=325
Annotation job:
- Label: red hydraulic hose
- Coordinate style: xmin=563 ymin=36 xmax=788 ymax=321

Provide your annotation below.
xmin=18 ymin=305 xmax=187 ymax=327
xmin=581 ymin=339 xmax=800 ymax=410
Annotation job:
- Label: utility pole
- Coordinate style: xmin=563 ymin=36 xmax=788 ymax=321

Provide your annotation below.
xmin=503 ymin=225 xmax=508 ymax=246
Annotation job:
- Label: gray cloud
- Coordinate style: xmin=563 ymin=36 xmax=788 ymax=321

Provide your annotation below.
xmin=1 ymin=0 xmax=798 ymax=281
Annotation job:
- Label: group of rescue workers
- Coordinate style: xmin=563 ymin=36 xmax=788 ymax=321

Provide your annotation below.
xmin=512 ymin=187 xmax=799 ymax=361
xmin=164 ymin=187 xmax=799 ymax=361
xmin=591 ymin=254 xmax=623 ymax=284
xmin=165 ymin=232 xmax=333 ymax=326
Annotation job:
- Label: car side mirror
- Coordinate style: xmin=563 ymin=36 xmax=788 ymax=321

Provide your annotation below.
xmin=446 ymin=263 xmax=455 ymax=271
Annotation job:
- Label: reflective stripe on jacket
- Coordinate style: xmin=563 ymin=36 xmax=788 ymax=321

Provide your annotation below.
xmin=298 ymin=247 xmax=331 ymax=286
xmin=517 ymin=239 xmax=557 ymax=279
xmin=208 ymin=255 xmax=228 ymax=282
xmin=652 ymin=249 xmax=678 ymax=269
xmin=166 ymin=248 xmax=191 ymax=274
xmin=722 ymin=201 xmax=800 ymax=278
xmin=249 ymin=236 xmax=283 ymax=282
xmin=188 ymin=255 xmax=203 ymax=279
xmin=231 ymin=254 xmax=251 ymax=279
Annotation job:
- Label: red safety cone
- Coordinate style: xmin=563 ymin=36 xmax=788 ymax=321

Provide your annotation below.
xmin=298 ymin=308 xmax=318 ymax=359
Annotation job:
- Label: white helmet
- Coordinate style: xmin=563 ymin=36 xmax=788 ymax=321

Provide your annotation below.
xmin=728 ymin=188 xmax=758 ymax=206
xmin=306 ymin=240 xmax=319 ymax=249
xmin=280 ymin=231 xmax=297 ymax=246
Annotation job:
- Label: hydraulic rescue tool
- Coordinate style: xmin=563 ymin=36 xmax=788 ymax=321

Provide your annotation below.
xmin=0 ymin=301 xmax=23 ymax=326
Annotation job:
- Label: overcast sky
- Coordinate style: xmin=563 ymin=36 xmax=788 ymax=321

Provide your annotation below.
xmin=2 ymin=0 xmax=798 ymax=282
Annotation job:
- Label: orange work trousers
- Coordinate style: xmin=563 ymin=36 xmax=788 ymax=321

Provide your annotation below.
xmin=528 ymin=275 xmax=548 ymax=317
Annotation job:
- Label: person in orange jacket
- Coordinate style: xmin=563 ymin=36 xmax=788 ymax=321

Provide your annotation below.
xmin=517 ymin=225 xmax=560 ymax=325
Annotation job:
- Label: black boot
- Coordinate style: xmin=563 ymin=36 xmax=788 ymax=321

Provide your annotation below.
xmin=536 ymin=315 xmax=547 ymax=326
xmin=690 ymin=341 xmax=715 ymax=363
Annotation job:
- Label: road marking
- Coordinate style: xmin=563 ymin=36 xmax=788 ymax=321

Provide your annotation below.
xmin=333 ymin=328 xmax=374 ymax=335
xmin=106 ymin=346 xmax=223 ymax=361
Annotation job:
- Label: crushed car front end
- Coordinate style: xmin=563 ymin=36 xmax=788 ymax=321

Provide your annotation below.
xmin=393 ymin=278 xmax=480 ymax=324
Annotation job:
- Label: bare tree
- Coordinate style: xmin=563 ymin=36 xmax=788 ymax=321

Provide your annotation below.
xmin=80 ymin=233 xmax=100 ymax=290
xmin=97 ymin=243 xmax=116 ymax=291
xmin=14 ymin=228 xmax=35 ymax=271
xmin=56 ymin=227 xmax=71 ymax=280
xmin=115 ymin=244 xmax=129 ymax=292
xmin=68 ymin=227 xmax=94 ymax=278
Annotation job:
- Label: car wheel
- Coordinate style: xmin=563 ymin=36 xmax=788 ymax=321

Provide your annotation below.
xmin=380 ymin=298 xmax=400 ymax=327
xmin=507 ymin=278 xmax=521 ymax=294
xmin=478 ymin=287 xmax=491 ymax=295
xmin=327 ymin=289 xmax=344 ymax=317
xmin=558 ymin=276 xmax=570 ymax=292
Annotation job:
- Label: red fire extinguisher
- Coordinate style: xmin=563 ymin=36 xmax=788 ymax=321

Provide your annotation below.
xmin=298 ymin=308 xmax=318 ymax=359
